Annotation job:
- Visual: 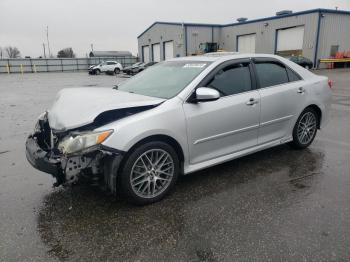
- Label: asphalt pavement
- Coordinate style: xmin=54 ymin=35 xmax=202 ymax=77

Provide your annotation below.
xmin=0 ymin=70 xmax=349 ymax=261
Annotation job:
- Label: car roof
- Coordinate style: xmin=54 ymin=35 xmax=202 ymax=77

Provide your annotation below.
xmin=167 ymin=53 xmax=286 ymax=63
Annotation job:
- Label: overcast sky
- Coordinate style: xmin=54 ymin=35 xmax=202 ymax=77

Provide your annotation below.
xmin=1 ymin=0 xmax=349 ymax=58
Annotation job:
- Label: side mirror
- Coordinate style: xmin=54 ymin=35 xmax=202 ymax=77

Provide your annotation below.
xmin=194 ymin=87 xmax=220 ymax=102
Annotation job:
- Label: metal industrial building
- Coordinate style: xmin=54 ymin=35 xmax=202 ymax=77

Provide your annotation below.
xmin=137 ymin=8 xmax=350 ymax=68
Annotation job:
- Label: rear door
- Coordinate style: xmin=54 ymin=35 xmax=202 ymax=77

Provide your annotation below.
xmin=253 ymin=58 xmax=306 ymax=144
xmin=183 ymin=59 xmax=260 ymax=164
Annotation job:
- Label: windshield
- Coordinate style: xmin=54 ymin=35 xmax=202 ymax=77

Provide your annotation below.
xmin=118 ymin=60 xmax=211 ymax=99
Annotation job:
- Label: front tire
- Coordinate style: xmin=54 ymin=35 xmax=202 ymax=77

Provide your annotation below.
xmin=95 ymin=69 xmax=101 ymax=75
xmin=289 ymin=108 xmax=318 ymax=149
xmin=119 ymin=141 xmax=179 ymax=205
xmin=114 ymin=68 xmax=120 ymax=74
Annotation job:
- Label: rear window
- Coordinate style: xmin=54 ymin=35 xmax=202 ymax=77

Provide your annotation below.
xmin=255 ymin=62 xmax=289 ymax=88
xmin=286 ymin=67 xmax=302 ymax=82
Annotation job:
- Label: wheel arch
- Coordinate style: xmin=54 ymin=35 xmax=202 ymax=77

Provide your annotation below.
xmin=304 ymin=104 xmax=322 ymax=129
xmin=120 ymin=134 xmax=185 ymax=174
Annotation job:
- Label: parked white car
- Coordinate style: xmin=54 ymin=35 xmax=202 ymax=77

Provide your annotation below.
xmin=88 ymin=61 xmax=123 ymax=75
xmin=26 ymin=53 xmax=332 ymax=204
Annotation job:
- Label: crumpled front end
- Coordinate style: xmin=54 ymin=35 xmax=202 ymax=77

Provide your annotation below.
xmin=25 ymin=112 xmax=123 ymax=193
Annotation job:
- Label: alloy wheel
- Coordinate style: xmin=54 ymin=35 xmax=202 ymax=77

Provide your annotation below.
xmin=130 ymin=149 xmax=174 ymax=198
xmin=297 ymin=112 xmax=317 ymax=145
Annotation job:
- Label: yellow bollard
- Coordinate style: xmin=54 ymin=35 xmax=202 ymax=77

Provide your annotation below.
xmin=33 ymin=64 xmax=37 ymax=73
xmin=6 ymin=64 xmax=10 ymax=74
xmin=20 ymin=64 xmax=24 ymax=74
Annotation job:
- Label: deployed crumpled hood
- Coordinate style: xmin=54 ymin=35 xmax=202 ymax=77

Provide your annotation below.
xmin=48 ymin=87 xmax=165 ymax=131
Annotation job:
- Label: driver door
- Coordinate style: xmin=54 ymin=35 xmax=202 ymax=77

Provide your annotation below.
xmin=183 ymin=59 xmax=260 ymax=164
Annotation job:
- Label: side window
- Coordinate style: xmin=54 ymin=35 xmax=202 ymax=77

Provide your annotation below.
xmin=255 ymin=62 xmax=288 ymax=88
xmin=107 ymin=62 xmax=115 ymax=65
xmin=286 ymin=67 xmax=302 ymax=82
xmin=207 ymin=62 xmax=252 ymax=96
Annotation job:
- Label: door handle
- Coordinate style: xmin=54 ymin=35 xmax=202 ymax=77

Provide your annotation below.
xmin=297 ymin=87 xmax=305 ymax=94
xmin=246 ymin=98 xmax=259 ymax=106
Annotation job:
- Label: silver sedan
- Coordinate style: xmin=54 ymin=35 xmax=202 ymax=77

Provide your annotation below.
xmin=26 ymin=54 xmax=332 ymax=204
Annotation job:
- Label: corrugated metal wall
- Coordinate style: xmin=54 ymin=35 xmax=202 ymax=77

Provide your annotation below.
xmin=185 ymin=26 xmax=214 ymax=55
xmin=138 ymin=23 xmax=184 ymax=61
xmin=138 ymin=11 xmax=350 ymax=68
xmin=220 ymin=12 xmax=319 ymax=62
xmin=318 ymin=13 xmax=350 ymax=60
xmin=213 ymin=27 xmax=221 ymax=48
xmin=138 ymin=13 xmax=319 ymax=62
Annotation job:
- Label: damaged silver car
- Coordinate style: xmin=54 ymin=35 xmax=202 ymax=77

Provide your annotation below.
xmin=26 ymin=54 xmax=331 ymax=204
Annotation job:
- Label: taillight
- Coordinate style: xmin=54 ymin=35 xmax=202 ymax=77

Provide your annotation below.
xmin=328 ymin=79 xmax=333 ymax=89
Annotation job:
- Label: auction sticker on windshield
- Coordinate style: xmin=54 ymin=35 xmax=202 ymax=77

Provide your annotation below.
xmin=183 ymin=63 xmax=207 ymax=68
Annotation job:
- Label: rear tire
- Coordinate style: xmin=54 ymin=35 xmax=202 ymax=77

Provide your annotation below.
xmin=119 ymin=141 xmax=179 ymax=205
xmin=289 ymin=108 xmax=318 ymax=149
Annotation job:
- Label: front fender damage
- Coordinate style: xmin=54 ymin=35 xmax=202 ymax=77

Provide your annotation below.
xmin=25 ymin=104 xmax=160 ymax=194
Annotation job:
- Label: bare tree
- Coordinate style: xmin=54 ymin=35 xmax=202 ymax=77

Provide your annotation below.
xmin=57 ymin=47 xmax=75 ymax=58
xmin=5 ymin=46 xmax=21 ymax=58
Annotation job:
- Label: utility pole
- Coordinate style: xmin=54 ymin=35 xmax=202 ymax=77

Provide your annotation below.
xmin=46 ymin=26 xmax=51 ymax=57
xmin=43 ymin=43 xmax=46 ymax=58
xmin=90 ymin=43 xmax=94 ymax=57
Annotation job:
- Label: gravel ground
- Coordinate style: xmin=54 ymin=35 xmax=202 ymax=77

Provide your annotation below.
xmin=0 ymin=70 xmax=349 ymax=261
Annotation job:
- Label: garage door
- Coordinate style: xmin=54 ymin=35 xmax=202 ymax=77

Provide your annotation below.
xmin=164 ymin=41 xmax=174 ymax=60
xmin=276 ymin=26 xmax=304 ymax=56
xmin=142 ymin=46 xmax=150 ymax=63
xmin=152 ymin=43 xmax=160 ymax=62
xmin=237 ymin=34 xmax=256 ymax=53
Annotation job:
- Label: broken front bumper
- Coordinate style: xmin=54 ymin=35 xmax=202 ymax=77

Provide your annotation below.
xmin=25 ymin=134 xmax=124 ymax=193
xmin=25 ymin=134 xmax=64 ymax=184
